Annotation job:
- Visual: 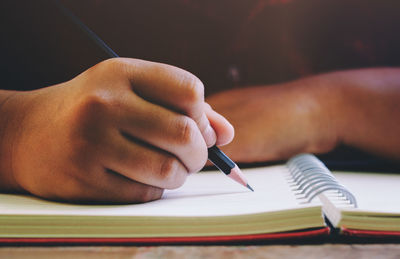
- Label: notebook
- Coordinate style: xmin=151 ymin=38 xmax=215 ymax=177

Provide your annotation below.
xmin=0 ymin=154 xmax=399 ymax=244
xmin=320 ymin=171 xmax=400 ymax=237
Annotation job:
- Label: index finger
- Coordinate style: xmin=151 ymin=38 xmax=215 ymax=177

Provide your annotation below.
xmin=118 ymin=58 xmax=217 ymax=147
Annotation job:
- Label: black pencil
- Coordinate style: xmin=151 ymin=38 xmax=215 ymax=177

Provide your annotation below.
xmin=208 ymin=146 xmax=254 ymax=191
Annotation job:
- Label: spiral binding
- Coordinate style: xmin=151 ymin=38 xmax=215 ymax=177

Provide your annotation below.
xmin=286 ymin=154 xmax=357 ymax=208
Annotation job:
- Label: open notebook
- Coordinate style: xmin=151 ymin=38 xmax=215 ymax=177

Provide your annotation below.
xmin=0 ymin=154 xmax=399 ymax=244
xmin=321 ymin=171 xmax=400 ymax=236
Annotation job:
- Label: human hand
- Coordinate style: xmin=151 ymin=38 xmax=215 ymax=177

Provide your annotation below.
xmin=0 ymin=58 xmax=233 ymax=203
xmin=206 ymin=78 xmax=340 ymax=163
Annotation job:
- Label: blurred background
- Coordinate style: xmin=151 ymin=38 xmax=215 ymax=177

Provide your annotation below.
xmin=1 ymin=0 xmax=400 ymax=169
xmin=2 ymin=0 xmax=400 ymax=94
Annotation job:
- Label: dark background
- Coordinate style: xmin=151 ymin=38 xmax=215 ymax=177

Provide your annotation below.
xmin=1 ymin=0 xmax=400 ymax=169
xmin=2 ymin=0 xmax=400 ymax=94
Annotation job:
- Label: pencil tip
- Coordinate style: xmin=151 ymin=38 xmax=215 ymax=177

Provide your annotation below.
xmin=246 ymin=184 xmax=254 ymax=192
xmin=228 ymin=165 xmax=254 ymax=191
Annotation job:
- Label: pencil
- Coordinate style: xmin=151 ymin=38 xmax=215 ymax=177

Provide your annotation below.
xmin=55 ymin=0 xmax=254 ymax=191
xmin=208 ymin=146 xmax=254 ymax=191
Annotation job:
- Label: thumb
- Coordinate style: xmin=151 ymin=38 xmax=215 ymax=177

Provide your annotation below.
xmin=204 ymin=103 xmax=234 ymax=146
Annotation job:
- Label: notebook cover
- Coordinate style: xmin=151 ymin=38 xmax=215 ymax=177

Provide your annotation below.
xmin=341 ymin=227 xmax=400 ymax=238
xmin=0 ymin=227 xmax=329 ymax=245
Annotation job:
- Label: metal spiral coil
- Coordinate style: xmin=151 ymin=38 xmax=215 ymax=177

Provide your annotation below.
xmin=286 ymin=154 xmax=357 ymax=207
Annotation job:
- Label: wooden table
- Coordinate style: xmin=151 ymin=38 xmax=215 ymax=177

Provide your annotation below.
xmin=2 ymin=245 xmax=400 ymax=259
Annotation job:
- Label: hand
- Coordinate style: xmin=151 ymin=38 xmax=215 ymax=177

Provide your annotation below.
xmin=206 ymin=78 xmax=340 ymax=163
xmin=0 ymin=58 xmax=234 ymax=203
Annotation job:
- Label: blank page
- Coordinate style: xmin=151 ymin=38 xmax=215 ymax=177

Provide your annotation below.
xmin=332 ymin=172 xmax=400 ymax=214
xmin=0 ymin=165 xmax=319 ymax=217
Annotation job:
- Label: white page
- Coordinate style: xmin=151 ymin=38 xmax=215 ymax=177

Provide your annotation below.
xmin=332 ymin=171 xmax=400 ymax=214
xmin=0 ymin=165 xmax=319 ymax=217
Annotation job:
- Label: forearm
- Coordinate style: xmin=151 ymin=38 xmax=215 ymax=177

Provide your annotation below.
xmin=315 ymin=68 xmax=400 ymax=160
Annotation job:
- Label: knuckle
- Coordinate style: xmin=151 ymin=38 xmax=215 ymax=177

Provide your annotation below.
xmin=69 ymin=97 xmax=109 ymax=142
xmin=159 ymin=156 xmax=178 ymax=180
xmin=175 ymin=116 xmax=197 ymax=146
xmin=99 ymin=58 xmax=128 ymax=73
xmin=159 ymin=156 xmax=187 ymax=188
xmin=173 ymin=116 xmax=208 ymax=174
xmin=82 ymin=93 xmax=108 ymax=111
xmin=147 ymin=62 xmax=204 ymax=107
xmin=180 ymin=73 xmax=204 ymax=105
xmin=85 ymin=58 xmax=127 ymax=79
xmin=77 ymin=90 xmax=118 ymax=121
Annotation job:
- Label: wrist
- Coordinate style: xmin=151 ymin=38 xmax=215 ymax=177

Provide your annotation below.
xmin=291 ymin=74 xmax=345 ymax=154
xmin=0 ymin=90 xmax=27 ymax=192
xmin=313 ymin=72 xmax=359 ymax=152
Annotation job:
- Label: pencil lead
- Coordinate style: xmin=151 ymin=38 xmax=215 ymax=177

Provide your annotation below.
xmin=247 ymin=184 xmax=254 ymax=192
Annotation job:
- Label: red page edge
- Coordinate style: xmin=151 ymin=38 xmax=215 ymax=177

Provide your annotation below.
xmin=341 ymin=227 xmax=400 ymax=238
xmin=0 ymin=227 xmax=329 ymax=245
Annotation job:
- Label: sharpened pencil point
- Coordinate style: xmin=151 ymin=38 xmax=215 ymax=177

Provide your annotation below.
xmin=247 ymin=184 xmax=254 ymax=192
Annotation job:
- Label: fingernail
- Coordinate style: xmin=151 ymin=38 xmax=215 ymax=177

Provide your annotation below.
xmin=204 ymin=124 xmax=217 ymax=147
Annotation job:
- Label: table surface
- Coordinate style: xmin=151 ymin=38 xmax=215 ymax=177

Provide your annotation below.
xmin=1 ymin=245 xmax=400 ymax=259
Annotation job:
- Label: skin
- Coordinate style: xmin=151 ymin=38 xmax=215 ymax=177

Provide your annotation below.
xmin=207 ymin=68 xmax=400 ymax=163
xmin=1 ymin=61 xmax=399 ymax=204
xmin=0 ymin=58 xmax=234 ymax=204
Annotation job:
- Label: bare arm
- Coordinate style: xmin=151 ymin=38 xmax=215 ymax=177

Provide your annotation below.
xmin=322 ymin=68 xmax=400 ymax=160
xmin=0 ymin=90 xmax=23 ymax=191
xmin=207 ymin=68 xmax=400 ymax=163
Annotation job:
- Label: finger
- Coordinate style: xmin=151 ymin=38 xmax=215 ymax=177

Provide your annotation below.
xmin=94 ymin=169 xmax=164 ymax=204
xmin=118 ymin=58 xmax=217 ymax=147
xmin=204 ymin=103 xmax=235 ymax=146
xmin=46 ymin=167 xmax=164 ymax=204
xmin=117 ymin=93 xmax=208 ymax=174
xmin=103 ymin=130 xmax=188 ymax=189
